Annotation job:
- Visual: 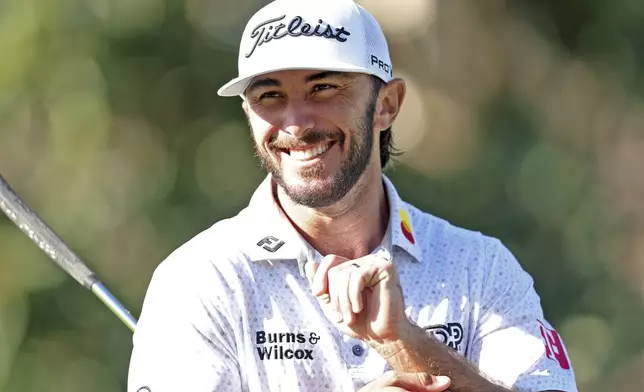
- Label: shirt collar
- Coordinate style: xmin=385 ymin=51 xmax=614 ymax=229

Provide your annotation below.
xmin=382 ymin=175 xmax=422 ymax=262
xmin=242 ymin=175 xmax=311 ymax=271
xmin=242 ymin=174 xmax=422 ymax=275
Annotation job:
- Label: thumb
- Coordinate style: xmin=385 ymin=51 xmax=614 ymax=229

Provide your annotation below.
xmin=388 ymin=373 xmax=451 ymax=392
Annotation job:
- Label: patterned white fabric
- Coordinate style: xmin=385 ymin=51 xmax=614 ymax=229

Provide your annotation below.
xmin=127 ymin=174 xmax=578 ymax=392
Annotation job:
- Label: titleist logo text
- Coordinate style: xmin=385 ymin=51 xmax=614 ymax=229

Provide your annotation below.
xmin=245 ymin=15 xmax=351 ymax=58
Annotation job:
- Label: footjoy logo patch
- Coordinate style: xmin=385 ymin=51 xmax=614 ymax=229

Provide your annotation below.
xmin=255 ymin=331 xmax=320 ymax=360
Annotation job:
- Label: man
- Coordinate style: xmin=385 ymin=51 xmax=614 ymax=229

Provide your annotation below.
xmin=127 ymin=0 xmax=578 ymax=391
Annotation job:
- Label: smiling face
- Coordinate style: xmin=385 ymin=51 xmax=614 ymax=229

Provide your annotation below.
xmin=242 ymin=70 xmax=385 ymax=208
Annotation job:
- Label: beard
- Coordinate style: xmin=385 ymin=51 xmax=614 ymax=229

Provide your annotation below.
xmin=253 ymin=96 xmax=377 ymax=208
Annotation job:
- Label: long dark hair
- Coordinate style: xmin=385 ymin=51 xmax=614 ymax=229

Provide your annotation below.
xmin=371 ymin=76 xmax=402 ymax=169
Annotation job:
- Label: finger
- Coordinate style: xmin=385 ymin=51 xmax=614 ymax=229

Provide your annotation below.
xmin=338 ymin=267 xmax=355 ymax=325
xmin=361 ymin=253 xmax=395 ymax=287
xmin=306 ymin=260 xmax=331 ymax=305
xmin=312 ymin=254 xmax=347 ymax=296
xmin=362 ymin=371 xmax=449 ymax=392
xmin=359 ymin=370 xmax=397 ymax=392
xmin=327 ymin=265 xmax=344 ymax=323
xmin=348 ymin=265 xmax=365 ymax=313
xmin=388 ymin=373 xmax=451 ymax=392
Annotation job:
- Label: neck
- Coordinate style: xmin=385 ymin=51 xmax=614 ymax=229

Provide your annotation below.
xmin=275 ymin=167 xmax=389 ymax=260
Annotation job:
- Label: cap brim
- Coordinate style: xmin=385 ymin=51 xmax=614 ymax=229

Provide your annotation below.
xmin=216 ymin=61 xmax=380 ymax=97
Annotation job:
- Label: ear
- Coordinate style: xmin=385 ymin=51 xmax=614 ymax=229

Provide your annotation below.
xmin=242 ymin=99 xmax=250 ymax=116
xmin=373 ymin=78 xmax=406 ymax=131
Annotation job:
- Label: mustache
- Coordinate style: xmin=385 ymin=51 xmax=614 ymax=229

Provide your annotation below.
xmin=268 ymin=130 xmax=344 ymax=150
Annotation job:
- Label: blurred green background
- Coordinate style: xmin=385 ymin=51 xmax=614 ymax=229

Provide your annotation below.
xmin=1 ymin=0 xmax=644 ymax=390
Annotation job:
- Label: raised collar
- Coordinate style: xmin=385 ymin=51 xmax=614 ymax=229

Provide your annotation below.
xmin=381 ymin=175 xmax=422 ymax=262
xmin=241 ymin=174 xmax=422 ymax=276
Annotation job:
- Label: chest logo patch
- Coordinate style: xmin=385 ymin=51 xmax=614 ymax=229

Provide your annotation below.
xmin=257 ymin=236 xmax=285 ymax=253
xmin=255 ymin=330 xmax=320 ymax=360
xmin=424 ymin=322 xmax=464 ymax=351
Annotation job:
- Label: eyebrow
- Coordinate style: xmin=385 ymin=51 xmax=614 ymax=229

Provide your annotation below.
xmin=245 ymin=78 xmax=281 ymax=95
xmin=245 ymin=71 xmax=353 ymax=96
xmin=305 ymin=71 xmax=351 ymax=83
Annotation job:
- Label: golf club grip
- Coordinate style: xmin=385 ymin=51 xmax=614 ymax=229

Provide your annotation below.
xmin=0 ymin=174 xmax=98 ymax=289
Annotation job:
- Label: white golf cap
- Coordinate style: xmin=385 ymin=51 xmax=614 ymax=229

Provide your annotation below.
xmin=217 ymin=0 xmax=393 ymax=97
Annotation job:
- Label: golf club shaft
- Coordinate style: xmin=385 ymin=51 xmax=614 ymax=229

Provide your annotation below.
xmin=92 ymin=281 xmax=137 ymax=332
xmin=0 ymin=174 xmax=137 ymax=332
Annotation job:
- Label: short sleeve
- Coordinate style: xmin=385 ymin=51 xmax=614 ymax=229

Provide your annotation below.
xmin=468 ymin=239 xmax=578 ymax=392
xmin=127 ymin=256 xmax=242 ymax=392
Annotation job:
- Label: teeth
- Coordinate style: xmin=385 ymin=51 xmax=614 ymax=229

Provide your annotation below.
xmin=290 ymin=143 xmax=329 ymax=161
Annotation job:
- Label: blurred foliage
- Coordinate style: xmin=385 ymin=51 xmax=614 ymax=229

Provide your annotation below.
xmin=1 ymin=0 xmax=644 ymax=391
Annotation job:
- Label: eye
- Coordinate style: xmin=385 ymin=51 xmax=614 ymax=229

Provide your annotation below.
xmin=258 ymin=91 xmax=283 ymax=100
xmin=312 ymin=84 xmax=337 ymax=92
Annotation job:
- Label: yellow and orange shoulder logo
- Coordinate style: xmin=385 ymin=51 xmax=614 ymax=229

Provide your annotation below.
xmin=399 ymin=209 xmax=415 ymax=244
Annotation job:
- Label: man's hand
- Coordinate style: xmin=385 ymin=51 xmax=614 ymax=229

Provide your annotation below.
xmin=305 ymin=253 xmax=517 ymax=392
xmin=359 ymin=371 xmax=451 ymax=392
xmin=304 ymin=250 xmax=409 ymax=342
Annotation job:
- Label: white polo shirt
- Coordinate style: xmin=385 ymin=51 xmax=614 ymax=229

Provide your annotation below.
xmin=128 ymin=174 xmax=578 ymax=392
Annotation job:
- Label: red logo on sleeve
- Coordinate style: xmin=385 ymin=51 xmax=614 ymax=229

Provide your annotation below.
xmin=538 ymin=321 xmax=570 ymax=370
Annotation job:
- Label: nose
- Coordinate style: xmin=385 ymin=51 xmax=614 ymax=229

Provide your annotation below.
xmin=281 ymin=99 xmax=315 ymax=138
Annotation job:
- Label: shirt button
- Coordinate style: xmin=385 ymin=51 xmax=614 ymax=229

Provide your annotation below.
xmin=352 ymin=344 xmax=364 ymax=357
